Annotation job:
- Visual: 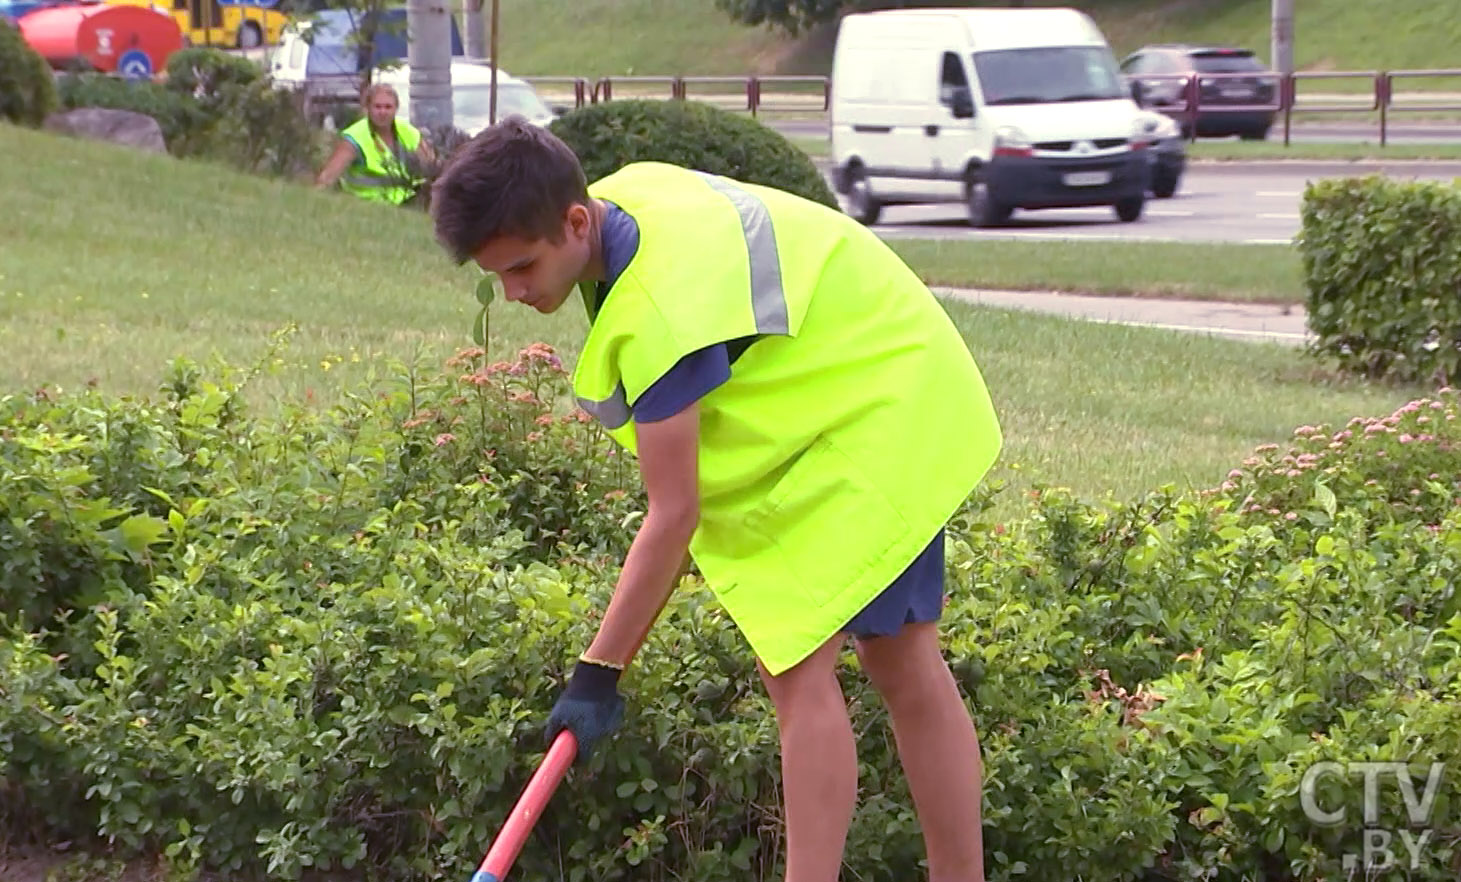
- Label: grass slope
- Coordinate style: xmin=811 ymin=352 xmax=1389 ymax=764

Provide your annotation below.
xmin=489 ymin=0 xmax=1461 ymax=79
xmin=1 ymin=124 xmax=1426 ymax=512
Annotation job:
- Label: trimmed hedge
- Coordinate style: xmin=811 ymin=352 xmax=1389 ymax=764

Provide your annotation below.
xmin=548 ymin=98 xmax=837 ymax=209
xmin=0 ymin=17 xmax=58 ymax=127
xmin=3 ymin=341 xmax=1459 ymax=881
xmin=1298 ymin=175 xmax=1461 ymax=384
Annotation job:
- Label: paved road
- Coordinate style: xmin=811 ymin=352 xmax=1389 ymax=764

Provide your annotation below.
xmin=825 ymin=163 xmax=1461 ymax=244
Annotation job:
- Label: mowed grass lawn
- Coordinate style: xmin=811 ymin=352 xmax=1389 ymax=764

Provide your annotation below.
xmin=1 ymin=125 xmax=1426 ymax=517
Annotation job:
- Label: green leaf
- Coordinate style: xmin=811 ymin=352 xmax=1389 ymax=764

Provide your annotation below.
xmin=475 ymin=274 xmax=499 ymax=306
xmin=471 ymin=306 xmax=489 ymax=347
xmin=118 ymin=514 xmax=169 ymax=553
xmin=1313 ymin=482 xmax=1337 ymax=518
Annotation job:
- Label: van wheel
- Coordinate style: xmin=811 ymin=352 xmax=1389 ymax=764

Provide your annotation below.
xmin=845 ymin=167 xmax=882 ymax=226
xmin=237 ymin=22 xmax=263 ymax=49
xmin=1114 ymin=194 xmax=1145 ymax=223
xmin=966 ymin=179 xmax=1011 ymax=228
xmin=1151 ymin=168 xmax=1179 ymax=198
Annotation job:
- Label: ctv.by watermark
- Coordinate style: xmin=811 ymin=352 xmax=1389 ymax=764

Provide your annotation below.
xmin=1301 ymin=760 xmax=1448 ymax=872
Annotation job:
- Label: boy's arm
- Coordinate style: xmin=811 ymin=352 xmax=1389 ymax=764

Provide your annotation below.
xmin=581 ymin=402 xmax=701 ymax=669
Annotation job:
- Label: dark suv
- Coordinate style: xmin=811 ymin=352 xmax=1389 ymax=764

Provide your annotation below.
xmin=1120 ymin=45 xmax=1280 ymax=140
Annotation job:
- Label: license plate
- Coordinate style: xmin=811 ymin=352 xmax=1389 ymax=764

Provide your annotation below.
xmin=1221 ymin=87 xmax=1253 ymax=98
xmin=1063 ymin=171 xmax=1111 ymax=187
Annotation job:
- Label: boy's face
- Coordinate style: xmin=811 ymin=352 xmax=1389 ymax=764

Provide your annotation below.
xmin=470 ymin=203 xmax=594 ymax=314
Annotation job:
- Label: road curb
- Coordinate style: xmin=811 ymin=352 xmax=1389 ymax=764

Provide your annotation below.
xmin=1186 ymin=158 xmax=1461 ymax=175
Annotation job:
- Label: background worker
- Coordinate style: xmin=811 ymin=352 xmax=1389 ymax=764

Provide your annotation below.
xmin=315 ymin=83 xmax=434 ymax=205
xmin=430 ymin=119 xmax=1002 ymax=882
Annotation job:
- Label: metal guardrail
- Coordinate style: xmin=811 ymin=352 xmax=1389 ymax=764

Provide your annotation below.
xmin=520 ymin=69 xmax=1460 ymax=146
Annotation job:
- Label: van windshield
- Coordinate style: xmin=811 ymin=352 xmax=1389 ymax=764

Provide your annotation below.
xmin=972 ymin=46 xmax=1127 ymax=105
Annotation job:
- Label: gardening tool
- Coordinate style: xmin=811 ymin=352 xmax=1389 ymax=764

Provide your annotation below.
xmin=468 ymin=729 xmax=578 ymax=882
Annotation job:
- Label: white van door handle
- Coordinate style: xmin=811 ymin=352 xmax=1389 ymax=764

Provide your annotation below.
xmin=925 ymin=125 xmax=940 ymax=136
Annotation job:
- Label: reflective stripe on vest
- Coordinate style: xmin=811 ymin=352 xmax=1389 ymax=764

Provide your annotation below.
xmin=574 ymin=172 xmax=790 ymax=428
xmin=577 ymin=380 xmax=631 ymax=429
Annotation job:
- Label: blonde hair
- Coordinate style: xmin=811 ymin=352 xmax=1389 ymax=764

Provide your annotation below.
xmin=361 ymin=83 xmax=400 ymax=105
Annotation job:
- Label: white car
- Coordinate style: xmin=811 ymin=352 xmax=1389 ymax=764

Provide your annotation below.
xmin=374 ymin=60 xmax=557 ymax=135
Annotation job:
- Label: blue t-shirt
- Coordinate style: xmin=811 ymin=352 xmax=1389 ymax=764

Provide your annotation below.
xmin=592 ymin=200 xmax=945 ymax=634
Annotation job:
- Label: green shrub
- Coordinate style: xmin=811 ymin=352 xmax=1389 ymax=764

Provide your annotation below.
xmin=206 ymin=78 xmax=331 ymax=178
xmin=1298 ymin=176 xmax=1461 ymax=384
xmin=163 ymin=47 xmax=261 ymax=107
xmin=548 ymin=98 xmax=837 ymax=208
xmin=2 ymin=348 xmax=1460 ymax=881
xmin=0 ymin=17 xmax=59 ymax=127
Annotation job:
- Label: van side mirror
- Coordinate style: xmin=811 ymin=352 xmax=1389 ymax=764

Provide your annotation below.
xmin=1129 ymin=79 xmax=1144 ymax=105
xmin=949 ymin=87 xmax=974 ymax=119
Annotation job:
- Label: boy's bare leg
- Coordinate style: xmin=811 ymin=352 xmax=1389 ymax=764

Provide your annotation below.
xmin=854 ymin=622 xmax=985 ymax=882
xmin=757 ymin=633 xmax=857 ymax=882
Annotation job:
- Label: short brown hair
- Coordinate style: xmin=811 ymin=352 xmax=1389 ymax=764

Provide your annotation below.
xmin=429 ymin=117 xmax=589 ymax=264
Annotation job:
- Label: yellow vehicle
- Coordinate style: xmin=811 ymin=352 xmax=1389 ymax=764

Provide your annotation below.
xmin=109 ymin=0 xmax=290 ymax=48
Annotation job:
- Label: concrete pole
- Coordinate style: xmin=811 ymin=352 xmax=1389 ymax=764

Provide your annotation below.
xmin=464 ymin=0 xmax=487 ymax=61
xmin=406 ymin=0 xmax=454 ymax=129
xmin=1271 ymin=0 xmax=1294 ymax=74
xmin=489 ymin=0 xmax=499 ymax=124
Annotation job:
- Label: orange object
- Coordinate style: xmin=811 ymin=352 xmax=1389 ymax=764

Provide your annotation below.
xmin=19 ymin=2 xmax=182 ymax=76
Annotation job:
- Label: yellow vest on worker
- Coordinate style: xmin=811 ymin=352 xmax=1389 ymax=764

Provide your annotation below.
xmin=340 ymin=117 xmax=423 ymax=204
xmin=573 ymin=162 xmax=1002 ymax=675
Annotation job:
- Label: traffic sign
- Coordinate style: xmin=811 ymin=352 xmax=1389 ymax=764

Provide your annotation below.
xmin=117 ymin=49 xmax=152 ymax=80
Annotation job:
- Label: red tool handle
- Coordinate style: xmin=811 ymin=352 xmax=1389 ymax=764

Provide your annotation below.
xmin=468 ymin=729 xmax=578 ymax=882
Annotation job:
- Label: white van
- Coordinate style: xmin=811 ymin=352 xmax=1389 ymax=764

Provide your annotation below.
xmin=829 ymin=6 xmax=1153 ymax=227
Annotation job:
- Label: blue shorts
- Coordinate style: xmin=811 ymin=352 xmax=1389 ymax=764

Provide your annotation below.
xmin=840 ymin=528 xmax=946 ymax=639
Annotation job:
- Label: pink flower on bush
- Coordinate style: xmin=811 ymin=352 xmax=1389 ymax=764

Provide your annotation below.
xmin=1285 ymin=512 xmax=1298 ymax=521
xmin=434 ymin=433 xmax=456 ymax=447
xmin=526 ymin=431 xmax=544 ymax=443
xmin=535 ymin=414 xmax=555 ymax=426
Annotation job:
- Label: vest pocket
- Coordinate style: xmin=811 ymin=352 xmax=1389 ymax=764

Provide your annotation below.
xmin=741 ymin=434 xmax=909 ymax=610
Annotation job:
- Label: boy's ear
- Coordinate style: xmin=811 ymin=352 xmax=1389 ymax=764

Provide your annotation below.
xmin=566 ymin=202 xmax=592 ymax=238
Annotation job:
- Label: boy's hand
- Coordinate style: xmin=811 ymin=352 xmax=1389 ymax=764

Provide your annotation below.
xmin=546 ymin=659 xmax=626 ymax=764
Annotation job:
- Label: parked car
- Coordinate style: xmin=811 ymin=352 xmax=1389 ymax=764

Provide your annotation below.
xmin=1136 ymin=109 xmax=1185 ymax=198
xmin=830 ymin=6 xmax=1154 ymax=228
xmin=374 ymin=59 xmax=556 ymax=136
xmin=1120 ymin=44 xmax=1279 ymax=140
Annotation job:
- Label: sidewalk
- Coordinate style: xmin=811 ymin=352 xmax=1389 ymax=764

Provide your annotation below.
xmin=933 ymin=286 xmax=1312 ymax=346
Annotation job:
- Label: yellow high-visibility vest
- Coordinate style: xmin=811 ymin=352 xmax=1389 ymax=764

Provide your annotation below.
xmin=573 ymin=162 xmax=1002 ymax=675
xmin=340 ymin=117 xmax=422 ymax=204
